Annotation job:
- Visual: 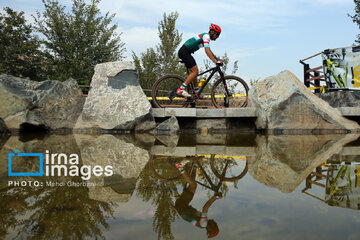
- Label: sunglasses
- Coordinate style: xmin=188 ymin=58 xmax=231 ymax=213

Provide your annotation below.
xmin=214 ymin=32 xmax=220 ymax=37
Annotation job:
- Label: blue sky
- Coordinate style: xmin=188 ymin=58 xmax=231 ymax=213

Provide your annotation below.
xmin=1 ymin=0 xmax=358 ymax=83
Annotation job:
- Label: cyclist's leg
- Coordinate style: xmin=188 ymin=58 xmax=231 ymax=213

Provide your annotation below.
xmin=177 ymin=45 xmax=197 ymax=97
xmin=175 ymin=161 xmax=198 ymax=192
xmin=181 ymin=171 xmax=197 ymax=193
xmin=178 ymin=65 xmax=198 ymax=97
xmin=185 ymin=65 xmax=199 ymax=86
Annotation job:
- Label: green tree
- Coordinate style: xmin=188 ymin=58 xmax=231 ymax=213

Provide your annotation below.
xmin=349 ymin=0 xmax=360 ymax=44
xmin=156 ymin=12 xmax=185 ymax=76
xmin=133 ymin=12 xmax=186 ymax=96
xmin=133 ymin=48 xmax=160 ymax=96
xmin=34 ymin=0 xmax=125 ymax=85
xmin=136 ymin=161 xmax=179 ymax=240
xmin=0 ymin=7 xmax=46 ymax=80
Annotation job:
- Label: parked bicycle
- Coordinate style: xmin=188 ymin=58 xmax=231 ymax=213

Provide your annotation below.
xmin=151 ymin=62 xmax=249 ymax=108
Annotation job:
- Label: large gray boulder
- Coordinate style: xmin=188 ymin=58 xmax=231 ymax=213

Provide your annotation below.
xmin=0 ymin=74 xmax=84 ymax=130
xmin=249 ymin=71 xmax=360 ymax=133
xmin=75 ymin=61 xmax=155 ymax=131
xmin=155 ymin=116 xmax=180 ymax=135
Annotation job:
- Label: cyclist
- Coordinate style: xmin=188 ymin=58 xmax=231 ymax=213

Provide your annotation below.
xmin=177 ymin=24 xmax=223 ymax=98
xmin=174 ymin=160 xmax=221 ymax=238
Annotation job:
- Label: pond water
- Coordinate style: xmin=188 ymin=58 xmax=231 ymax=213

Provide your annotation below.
xmin=0 ymin=133 xmax=360 ymax=240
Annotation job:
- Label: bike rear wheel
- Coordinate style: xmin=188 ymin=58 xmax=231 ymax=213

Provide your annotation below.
xmin=210 ymin=154 xmax=248 ymax=181
xmin=211 ymin=75 xmax=248 ymax=108
xmin=152 ymin=75 xmax=190 ymax=108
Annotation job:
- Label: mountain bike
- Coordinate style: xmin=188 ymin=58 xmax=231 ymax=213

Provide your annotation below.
xmin=151 ymin=62 xmax=249 ymax=108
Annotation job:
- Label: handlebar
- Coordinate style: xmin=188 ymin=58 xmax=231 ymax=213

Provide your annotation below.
xmin=216 ymin=59 xmax=224 ymax=67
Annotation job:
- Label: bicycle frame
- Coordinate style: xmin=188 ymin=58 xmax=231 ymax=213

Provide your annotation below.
xmin=188 ymin=159 xmax=224 ymax=194
xmin=189 ymin=65 xmax=232 ymax=100
xmin=325 ymin=59 xmax=347 ymax=88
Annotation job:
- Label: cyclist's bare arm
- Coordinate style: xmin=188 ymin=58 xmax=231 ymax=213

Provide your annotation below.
xmin=205 ymin=47 xmax=218 ymax=64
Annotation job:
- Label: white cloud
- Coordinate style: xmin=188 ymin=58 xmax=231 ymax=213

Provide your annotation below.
xmin=119 ymin=27 xmax=159 ymax=59
xmin=100 ymin=0 xmax=300 ymax=33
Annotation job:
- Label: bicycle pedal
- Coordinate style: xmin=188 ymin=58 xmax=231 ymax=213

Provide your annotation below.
xmin=168 ymin=90 xmax=177 ymax=101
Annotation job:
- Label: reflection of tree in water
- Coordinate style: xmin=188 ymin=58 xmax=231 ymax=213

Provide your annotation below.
xmin=136 ymin=157 xmax=232 ymax=240
xmin=136 ymin=161 xmax=179 ymax=240
xmin=152 ymin=183 xmax=178 ymax=240
xmin=0 ymin=177 xmax=116 ymax=240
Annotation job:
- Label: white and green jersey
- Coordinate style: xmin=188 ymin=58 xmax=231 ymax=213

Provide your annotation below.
xmin=184 ymin=33 xmax=211 ymax=53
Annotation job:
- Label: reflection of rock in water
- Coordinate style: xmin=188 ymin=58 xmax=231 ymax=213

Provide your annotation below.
xmin=0 ymin=134 xmax=81 ymax=190
xmin=249 ymin=134 xmax=360 ymax=193
xmin=0 ymin=137 xmax=9 ymax=188
xmin=156 ymin=134 xmax=180 ymax=148
xmin=74 ymin=134 xmax=150 ymax=202
xmin=87 ymin=174 xmax=138 ymax=203
xmin=0 ymin=134 xmax=9 ymax=150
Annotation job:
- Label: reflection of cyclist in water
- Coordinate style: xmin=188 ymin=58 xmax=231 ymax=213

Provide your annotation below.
xmin=174 ymin=160 xmax=221 ymax=238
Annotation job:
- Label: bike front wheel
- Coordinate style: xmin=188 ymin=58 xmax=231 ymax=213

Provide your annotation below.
xmin=211 ymin=75 xmax=249 ymax=108
xmin=152 ymin=75 xmax=190 ymax=108
xmin=150 ymin=155 xmax=183 ymax=181
xmin=210 ymin=154 xmax=248 ymax=181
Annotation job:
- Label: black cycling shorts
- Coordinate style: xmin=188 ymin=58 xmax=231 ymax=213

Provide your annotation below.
xmin=178 ymin=45 xmax=197 ymax=69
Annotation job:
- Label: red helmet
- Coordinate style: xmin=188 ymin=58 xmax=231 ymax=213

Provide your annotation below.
xmin=207 ymin=228 xmax=219 ymax=238
xmin=209 ymin=24 xmax=221 ymax=35
xmin=206 ymin=219 xmax=219 ymax=238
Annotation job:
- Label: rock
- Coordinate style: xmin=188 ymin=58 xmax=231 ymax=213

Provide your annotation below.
xmin=155 ymin=116 xmax=180 ymax=135
xmin=135 ymin=111 xmax=157 ymax=132
xmin=249 ymin=71 xmax=360 ymax=133
xmin=249 ymin=134 xmax=360 ymax=193
xmin=317 ymin=90 xmax=360 ymax=107
xmin=0 ymin=74 xmax=84 ymax=130
xmin=75 ymin=61 xmax=155 ymax=131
